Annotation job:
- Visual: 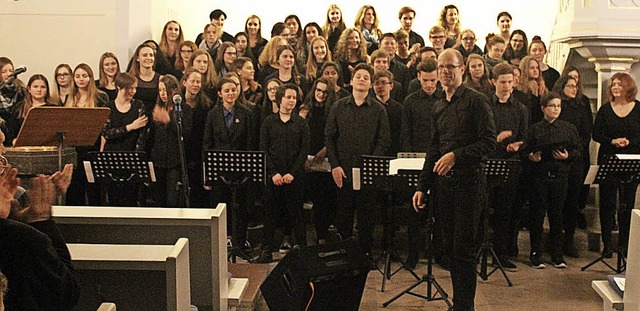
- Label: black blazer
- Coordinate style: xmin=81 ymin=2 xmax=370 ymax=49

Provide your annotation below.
xmin=203 ymin=103 xmax=255 ymax=151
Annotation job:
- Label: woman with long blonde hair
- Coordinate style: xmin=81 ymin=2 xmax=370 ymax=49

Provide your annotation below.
xmin=96 ymin=52 xmax=121 ymax=101
xmin=354 ymin=5 xmax=382 ymax=51
xmin=158 ymin=20 xmax=185 ymax=67
xmin=518 ymin=55 xmax=548 ymax=123
xmin=322 ymin=4 xmax=346 ymax=52
xmin=186 ymin=50 xmax=218 ymax=101
xmin=51 ymin=64 xmax=73 ymax=105
xmin=66 ymin=63 xmax=108 ymax=108
xmin=304 ymin=36 xmax=332 ymax=82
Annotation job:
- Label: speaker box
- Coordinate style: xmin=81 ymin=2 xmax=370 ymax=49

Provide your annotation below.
xmin=260 ymin=239 xmax=370 ymax=311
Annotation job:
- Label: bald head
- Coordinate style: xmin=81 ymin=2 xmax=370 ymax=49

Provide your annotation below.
xmin=437 ymin=48 xmax=465 ymax=89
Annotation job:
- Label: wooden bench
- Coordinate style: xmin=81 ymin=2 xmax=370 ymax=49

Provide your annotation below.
xmin=69 ymin=238 xmax=190 ymax=311
xmin=53 ymin=204 xmax=246 ymax=311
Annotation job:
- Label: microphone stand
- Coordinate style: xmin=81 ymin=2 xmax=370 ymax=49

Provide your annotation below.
xmin=174 ymin=99 xmax=190 ymax=207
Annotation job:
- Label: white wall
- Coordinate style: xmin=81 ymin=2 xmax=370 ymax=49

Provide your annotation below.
xmin=1 ymin=0 xmax=558 ymax=84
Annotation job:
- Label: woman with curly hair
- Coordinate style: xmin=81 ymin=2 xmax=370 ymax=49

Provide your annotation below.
xmin=518 ymin=55 xmax=548 ymax=124
xmin=333 ymin=28 xmax=369 ymax=86
xmin=438 ymin=4 xmax=461 ymax=48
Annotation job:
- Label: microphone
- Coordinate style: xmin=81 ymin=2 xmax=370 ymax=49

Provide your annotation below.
xmin=9 ymin=66 xmax=27 ymax=79
xmin=173 ymin=94 xmax=182 ymax=112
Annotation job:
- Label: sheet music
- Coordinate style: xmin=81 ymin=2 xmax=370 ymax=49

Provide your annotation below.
xmin=615 ymin=277 xmax=625 ymax=292
xmin=616 ymin=154 xmax=640 ymax=160
xmin=389 ymin=158 xmax=425 ymax=174
xmin=352 ymin=168 xmax=361 ymax=190
xmin=584 ymin=165 xmax=599 ymax=185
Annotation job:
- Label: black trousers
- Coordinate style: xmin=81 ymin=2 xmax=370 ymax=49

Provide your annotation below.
xmin=263 ymin=179 xmax=306 ymax=249
xmin=305 ymin=172 xmax=337 ymax=240
xmin=151 ymin=166 xmax=182 ymax=207
xmin=211 ymin=181 xmax=252 ymax=245
xmin=335 ymin=181 xmax=377 ymax=255
xmin=435 ymin=168 xmax=484 ymax=311
xmin=599 ymin=180 xmax=637 ymax=252
xmin=563 ymin=160 xmax=583 ymax=242
xmin=488 ymin=178 xmax=518 ymax=257
xmin=529 ymin=173 xmax=568 ymax=255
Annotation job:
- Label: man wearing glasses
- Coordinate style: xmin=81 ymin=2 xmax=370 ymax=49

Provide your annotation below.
xmin=413 ymin=49 xmax=496 ymax=311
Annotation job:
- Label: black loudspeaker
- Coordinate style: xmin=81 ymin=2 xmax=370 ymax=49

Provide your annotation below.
xmin=260 ymin=239 xmax=370 ymax=311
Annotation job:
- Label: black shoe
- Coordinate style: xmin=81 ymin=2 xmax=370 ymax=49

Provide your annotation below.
xmin=254 ymin=250 xmax=273 ymax=263
xmin=436 ymin=255 xmax=451 ymax=271
xmin=405 ymin=253 xmax=419 ymax=270
xmin=564 ymin=242 xmax=579 ymax=258
xmin=551 ymin=255 xmax=567 ymax=269
xmin=494 ymin=257 xmax=518 ymax=272
xmin=602 ymin=247 xmax=614 ymax=259
xmin=507 ymin=243 xmax=519 ymax=257
xmin=530 ymin=252 xmax=545 ymax=269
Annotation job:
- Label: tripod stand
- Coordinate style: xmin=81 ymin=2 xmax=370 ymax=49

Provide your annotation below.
xmin=382 ymin=191 xmax=452 ymax=308
xmin=475 ymin=159 xmax=520 ymax=286
xmin=361 ymin=156 xmax=420 ymax=292
xmin=203 ymin=150 xmax=266 ymax=263
xmin=581 ymin=156 xmax=640 ymax=273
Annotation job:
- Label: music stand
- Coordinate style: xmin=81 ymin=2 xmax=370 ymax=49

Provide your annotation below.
xmin=14 ymin=107 xmax=111 ymax=171
xmin=581 ymin=155 xmax=640 ymax=273
xmin=85 ymin=151 xmax=155 ymax=184
xmin=383 ymin=162 xmax=452 ymax=309
xmin=203 ymin=149 xmax=266 ymax=263
xmin=476 ymin=159 xmax=521 ymax=287
xmin=361 ymin=155 xmax=420 ymax=292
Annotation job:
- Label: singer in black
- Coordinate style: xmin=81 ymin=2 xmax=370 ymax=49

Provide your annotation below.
xmin=255 ymin=83 xmax=309 ymax=263
xmin=525 ymin=92 xmax=581 ymax=269
xmin=150 ymin=75 xmax=192 ymax=207
xmin=413 ymin=49 xmax=496 ymax=311
xmin=203 ymin=77 xmax=255 ymax=250
xmin=325 ymin=63 xmax=390 ymax=256
xmin=592 ymin=72 xmax=640 ymax=257
xmin=102 ymin=73 xmax=149 ymax=206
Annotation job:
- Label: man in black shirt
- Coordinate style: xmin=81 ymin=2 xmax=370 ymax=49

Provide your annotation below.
xmin=256 ymin=83 xmax=310 ymax=263
xmin=413 ymin=48 xmax=496 ymax=311
xmin=401 ymin=58 xmax=442 ymax=269
xmin=398 ymin=7 xmax=425 ymax=56
xmin=379 ymin=33 xmax=411 ymax=98
xmin=487 ymin=63 xmax=529 ymax=271
xmin=373 ymin=70 xmax=403 ymax=157
xmin=325 ymin=63 xmax=391 ymax=256
xmin=195 ymin=9 xmax=234 ymax=46
xmin=525 ymin=92 xmax=581 ymax=269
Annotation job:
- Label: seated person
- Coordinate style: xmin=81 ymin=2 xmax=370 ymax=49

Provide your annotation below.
xmin=0 ymin=129 xmax=76 ymax=310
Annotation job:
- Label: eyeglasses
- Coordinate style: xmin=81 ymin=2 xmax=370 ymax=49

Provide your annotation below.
xmin=267 ymin=87 xmax=278 ymax=92
xmin=430 ymin=35 xmax=445 ymax=40
xmin=56 ymin=73 xmax=70 ymax=77
xmin=315 ymin=88 xmax=328 ymax=94
xmin=462 ymin=37 xmax=475 ymax=41
xmin=437 ymin=64 xmax=461 ymax=72
xmin=374 ymin=81 xmax=392 ymax=86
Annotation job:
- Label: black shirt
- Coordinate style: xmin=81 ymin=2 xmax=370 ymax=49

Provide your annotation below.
xmin=401 ymin=88 xmax=440 ymax=152
xmin=417 ymin=84 xmax=496 ymax=191
xmin=559 ymin=97 xmax=593 ymax=153
xmin=307 ymin=103 xmax=330 ymax=155
xmin=407 ymin=30 xmax=425 ymax=49
xmin=379 ymin=97 xmax=403 ymax=156
xmin=489 ymin=94 xmax=529 ymax=159
xmin=525 ymin=118 xmax=581 ymax=175
xmin=260 ymin=113 xmax=309 ymax=178
xmin=325 ymin=94 xmax=390 ymax=177
xmin=592 ymin=101 xmax=640 ymax=163
xmin=102 ymin=99 xmax=148 ymax=152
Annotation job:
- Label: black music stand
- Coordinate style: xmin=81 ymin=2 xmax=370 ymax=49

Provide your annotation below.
xmin=476 ymin=159 xmax=521 ymax=287
xmin=361 ymin=156 xmax=420 ymax=292
xmin=85 ymin=152 xmax=155 ymax=184
xmin=203 ymin=150 xmax=266 ymax=263
xmin=383 ymin=167 xmax=452 ymax=309
xmin=581 ymin=156 xmax=640 ymax=273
